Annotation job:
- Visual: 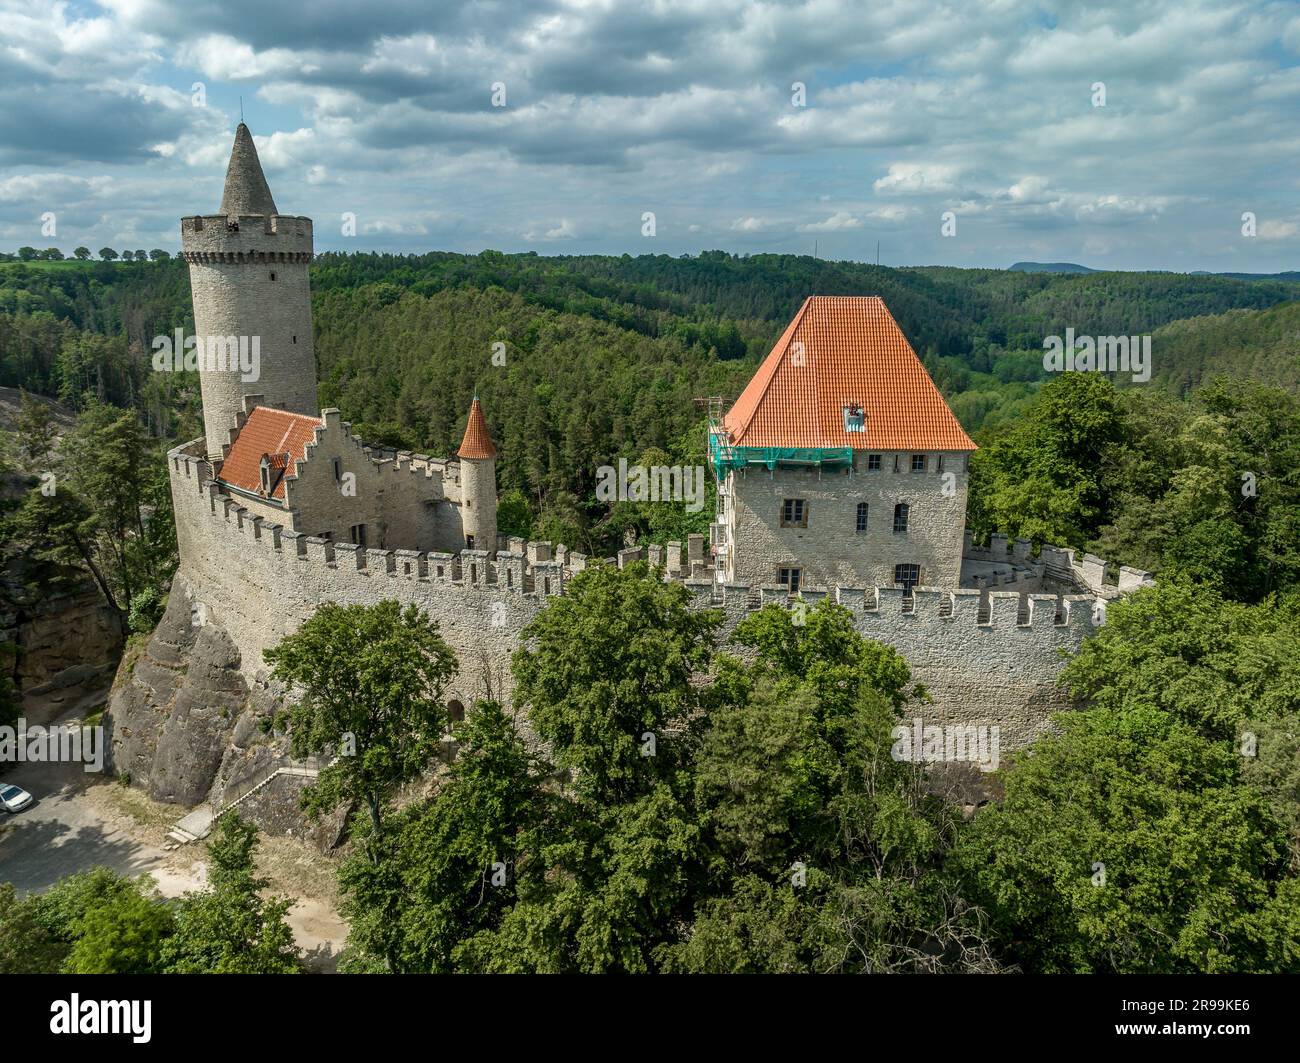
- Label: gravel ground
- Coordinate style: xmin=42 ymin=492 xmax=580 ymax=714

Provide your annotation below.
xmin=0 ymin=684 xmax=349 ymax=971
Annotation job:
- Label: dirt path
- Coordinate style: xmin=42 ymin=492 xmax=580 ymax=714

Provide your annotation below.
xmin=0 ymin=685 xmax=349 ymax=971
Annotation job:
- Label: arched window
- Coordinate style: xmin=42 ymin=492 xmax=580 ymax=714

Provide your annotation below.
xmin=893 ymin=503 xmax=909 ymax=533
xmin=447 ymin=699 xmax=466 ymax=723
xmin=855 ymin=502 xmax=868 ymax=532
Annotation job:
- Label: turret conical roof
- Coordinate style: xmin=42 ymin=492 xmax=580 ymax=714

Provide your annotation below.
xmin=457 ymin=397 xmax=498 ymax=459
xmin=219 ymin=123 xmax=279 ymax=216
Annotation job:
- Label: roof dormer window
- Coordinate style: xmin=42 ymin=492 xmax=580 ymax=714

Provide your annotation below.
xmin=842 ymin=403 xmax=865 ymax=432
xmin=259 ymin=455 xmax=272 ymax=495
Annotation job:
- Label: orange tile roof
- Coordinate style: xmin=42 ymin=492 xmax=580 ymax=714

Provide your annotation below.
xmin=217 ymin=406 xmax=321 ymax=501
xmin=457 ymin=397 xmax=498 ymax=459
xmin=723 ymin=296 xmax=976 ymax=452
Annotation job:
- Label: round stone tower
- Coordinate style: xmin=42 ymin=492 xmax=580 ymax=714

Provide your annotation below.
xmin=456 ymin=396 xmax=499 ymax=552
xmin=181 ymin=123 xmax=319 ymax=461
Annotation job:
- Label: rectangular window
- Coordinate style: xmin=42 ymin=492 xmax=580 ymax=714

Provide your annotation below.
xmin=349 ymin=524 xmax=366 ymax=548
xmin=867 ymin=454 xmax=882 ymax=471
xmin=893 ymin=454 xmax=900 ymax=473
xmin=465 ymin=534 xmax=476 ymax=550
xmin=855 ymin=502 xmax=869 ymax=533
xmin=911 ymin=454 xmax=927 ymax=472
xmin=937 ymin=454 xmax=945 ymax=473
xmin=893 ymin=503 xmax=909 ymax=533
xmin=780 ymin=499 xmax=807 ymax=528
xmin=333 ymin=458 xmax=342 ymax=483
xmin=895 ymin=563 xmax=920 ymax=592
xmin=778 ymin=567 xmax=802 ymax=593
xmin=842 ymin=403 xmax=865 ymax=432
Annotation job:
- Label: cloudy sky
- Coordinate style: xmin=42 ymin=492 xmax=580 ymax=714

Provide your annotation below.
xmin=1 ymin=0 xmax=1297 ymax=270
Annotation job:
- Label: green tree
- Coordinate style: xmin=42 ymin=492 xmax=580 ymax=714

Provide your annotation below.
xmin=451 ymin=564 xmax=719 ymax=972
xmin=969 ymin=373 xmax=1125 ymax=550
xmin=664 ymin=602 xmax=997 ymax=973
xmin=954 ymin=704 xmax=1299 ymax=972
xmin=953 ymin=581 xmax=1300 ymax=972
xmin=496 ymin=487 xmax=533 ymax=539
xmin=98 ymin=247 xmax=117 ymax=261
xmin=0 ymin=883 xmax=67 ymax=974
xmin=58 ymin=404 xmax=149 ymax=613
xmin=62 ymin=880 xmax=173 ymax=974
xmin=264 ymin=601 xmax=456 ymax=838
xmin=73 ymin=247 xmax=91 ymax=260
xmin=512 ymin=560 xmax=719 ymax=803
xmin=337 ymin=700 xmax=546 ymax=973
xmin=14 ymin=389 xmax=58 ymax=467
xmin=160 ymin=814 xmax=301 ymax=973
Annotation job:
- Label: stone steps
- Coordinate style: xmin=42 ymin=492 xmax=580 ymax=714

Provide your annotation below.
xmin=164 ymin=759 xmax=325 ymax=846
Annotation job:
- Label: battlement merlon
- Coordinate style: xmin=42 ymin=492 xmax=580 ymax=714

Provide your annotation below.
xmin=180 ymin=214 xmax=313 ymax=259
xmin=961 ymin=529 xmax=1154 ymax=597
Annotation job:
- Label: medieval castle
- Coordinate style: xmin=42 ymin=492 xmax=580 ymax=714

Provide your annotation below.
xmin=109 ymin=124 xmax=1156 ymax=821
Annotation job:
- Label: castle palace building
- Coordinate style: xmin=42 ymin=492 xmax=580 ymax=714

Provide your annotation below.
xmin=183 ymin=124 xmax=496 ymax=555
xmin=710 ymin=296 xmax=977 ymax=594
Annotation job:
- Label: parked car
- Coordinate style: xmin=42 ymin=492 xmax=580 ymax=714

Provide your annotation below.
xmin=0 ymin=783 xmax=33 ymax=813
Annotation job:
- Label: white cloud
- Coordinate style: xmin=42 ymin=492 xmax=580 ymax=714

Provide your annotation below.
xmin=874 ymin=163 xmax=961 ymax=195
xmin=522 ymin=218 xmax=579 ymax=241
xmin=799 ymin=211 xmax=862 ymax=232
xmin=1258 ymin=220 xmax=1299 ymax=240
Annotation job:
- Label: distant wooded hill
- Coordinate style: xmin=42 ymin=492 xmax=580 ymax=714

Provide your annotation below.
xmin=1008 ymin=261 xmax=1098 ymax=274
xmin=1147 ymin=300 xmax=1300 ymax=395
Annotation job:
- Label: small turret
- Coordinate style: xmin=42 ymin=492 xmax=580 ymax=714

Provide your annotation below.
xmin=457 ymin=397 xmax=498 ymax=552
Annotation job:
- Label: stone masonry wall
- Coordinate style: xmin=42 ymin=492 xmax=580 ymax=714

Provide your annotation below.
xmin=172 ymin=442 xmax=543 ymax=710
xmin=726 ymin=448 xmax=969 ymax=591
xmin=278 ymin=409 xmax=464 ymax=551
xmin=214 ymin=406 xmax=465 ymax=552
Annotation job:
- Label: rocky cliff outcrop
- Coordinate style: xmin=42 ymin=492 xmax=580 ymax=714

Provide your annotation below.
xmin=2 ymin=584 xmax=124 ymax=696
xmin=1 ymin=389 xmax=125 ymax=701
xmin=104 ymin=581 xmax=348 ymax=851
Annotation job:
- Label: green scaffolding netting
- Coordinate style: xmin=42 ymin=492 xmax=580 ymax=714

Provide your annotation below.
xmin=709 ymin=432 xmax=853 ymax=477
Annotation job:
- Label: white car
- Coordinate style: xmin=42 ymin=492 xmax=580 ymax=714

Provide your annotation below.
xmin=0 ymin=783 xmax=33 ymax=813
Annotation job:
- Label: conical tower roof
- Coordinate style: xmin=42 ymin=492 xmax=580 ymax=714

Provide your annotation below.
xmin=219 ymin=123 xmax=279 ymax=216
xmin=457 ymin=397 xmax=498 ymax=459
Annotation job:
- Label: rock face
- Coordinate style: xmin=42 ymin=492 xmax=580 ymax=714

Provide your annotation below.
xmin=104 ymin=581 xmax=347 ymax=851
xmin=0 ymin=392 xmax=121 ymax=699
xmin=2 ymin=583 xmax=124 ymax=696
